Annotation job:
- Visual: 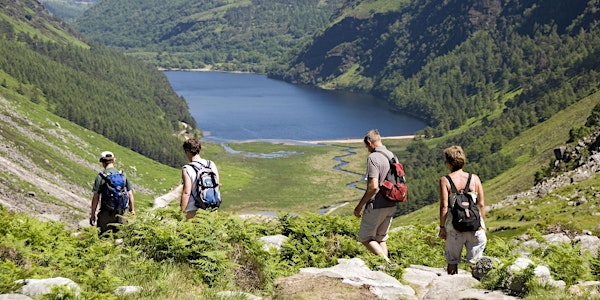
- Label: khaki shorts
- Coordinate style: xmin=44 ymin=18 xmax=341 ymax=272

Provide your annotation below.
xmin=444 ymin=228 xmax=487 ymax=264
xmin=358 ymin=202 xmax=396 ymax=243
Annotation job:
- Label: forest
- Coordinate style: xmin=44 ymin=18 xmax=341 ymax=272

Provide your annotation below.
xmin=0 ymin=0 xmax=197 ymax=167
xmin=73 ymin=0 xmax=349 ymax=73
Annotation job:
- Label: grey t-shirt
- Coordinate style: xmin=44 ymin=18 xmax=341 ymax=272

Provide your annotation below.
xmin=366 ymin=145 xmax=398 ymax=209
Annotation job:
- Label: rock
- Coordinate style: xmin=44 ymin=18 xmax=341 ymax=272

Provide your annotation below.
xmin=114 ymin=286 xmax=142 ymax=295
xmin=422 ymin=274 xmax=502 ymax=300
xmin=15 ymin=277 xmax=80 ymax=299
xmin=505 ymin=257 xmax=566 ymax=295
xmin=259 ymin=234 xmax=288 ymax=251
xmin=274 ymin=273 xmax=376 ymax=299
xmin=517 ymin=239 xmax=541 ymax=255
xmin=472 ymin=256 xmax=495 ymax=280
xmin=509 ymin=257 xmax=533 ymax=273
xmin=571 ymin=169 xmax=591 ymax=183
xmin=402 ymin=266 xmax=443 ymax=298
xmin=298 ymin=258 xmax=416 ymax=300
xmin=542 ymin=233 xmax=571 ymax=245
xmin=399 ymin=264 xmax=520 ymax=300
xmin=574 ymin=235 xmax=600 ymax=258
xmin=533 ymin=265 xmax=565 ymax=289
xmin=421 ymin=274 xmax=477 ymax=299
xmin=37 ymin=214 xmax=60 ymax=223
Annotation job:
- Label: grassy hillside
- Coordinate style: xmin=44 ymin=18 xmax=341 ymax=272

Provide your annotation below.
xmin=0 ymin=0 xmax=198 ymax=167
xmin=394 ymin=89 xmax=600 ymax=233
xmin=73 ymin=0 xmax=349 ymax=72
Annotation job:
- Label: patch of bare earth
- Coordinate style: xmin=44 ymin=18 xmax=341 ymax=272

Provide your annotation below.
xmin=271 ymin=273 xmax=376 ymax=300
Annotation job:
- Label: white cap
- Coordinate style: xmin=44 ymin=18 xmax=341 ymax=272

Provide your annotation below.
xmin=99 ymin=151 xmax=114 ymax=161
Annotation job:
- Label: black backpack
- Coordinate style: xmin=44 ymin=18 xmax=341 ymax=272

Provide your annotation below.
xmin=98 ymin=171 xmax=129 ymax=213
xmin=188 ymin=161 xmax=221 ymax=210
xmin=375 ymin=150 xmax=408 ymax=202
xmin=446 ymin=173 xmax=481 ymax=232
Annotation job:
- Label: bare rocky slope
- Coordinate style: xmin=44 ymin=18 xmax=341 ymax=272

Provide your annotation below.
xmin=0 ymin=97 xmax=91 ymax=226
xmin=0 ymin=95 xmax=160 ymax=228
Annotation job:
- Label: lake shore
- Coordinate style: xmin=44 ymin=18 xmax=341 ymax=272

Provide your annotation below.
xmin=304 ymin=135 xmax=416 ymax=144
xmin=202 ymin=135 xmax=416 ymax=145
xmin=159 ymin=66 xmax=254 ymax=74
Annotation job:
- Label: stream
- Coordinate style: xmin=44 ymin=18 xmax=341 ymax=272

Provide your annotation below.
xmin=222 ymin=143 xmax=364 ymax=215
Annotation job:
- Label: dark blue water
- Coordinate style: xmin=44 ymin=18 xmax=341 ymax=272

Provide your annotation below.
xmin=164 ymin=71 xmax=426 ymax=142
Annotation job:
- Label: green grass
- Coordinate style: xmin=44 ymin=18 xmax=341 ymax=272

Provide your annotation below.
xmin=214 ymin=142 xmax=363 ymax=213
xmin=185 ymin=0 xmax=251 ymax=22
xmin=339 ymin=0 xmax=409 ymax=20
xmin=0 ymin=12 xmax=87 ymax=48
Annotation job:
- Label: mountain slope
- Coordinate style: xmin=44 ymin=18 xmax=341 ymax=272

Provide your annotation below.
xmin=73 ymin=0 xmax=349 ymax=72
xmin=0 ymin=0 xmax=197 ymax=167
xmin=0 ymin=90 xmax=181 ymax=226
xmin=271 ymin=0 xmax=600 ymax=215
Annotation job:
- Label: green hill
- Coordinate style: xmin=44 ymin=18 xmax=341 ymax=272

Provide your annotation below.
xmin=0 ymin=0 xmax=197 ymax=167
xmin=73 ymin=0 xmax=349 ymax=72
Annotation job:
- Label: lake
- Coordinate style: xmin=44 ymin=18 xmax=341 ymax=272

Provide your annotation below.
xmin=164 ymin=71 xmax=426 ymax=142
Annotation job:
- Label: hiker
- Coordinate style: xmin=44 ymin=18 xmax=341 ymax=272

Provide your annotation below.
xmin=90 ymin=151 xmax=135 ymax=235
xmin=181 ymin=138 xmax=221 ymax=220
xmin=354 ymin=129 xmax=398 ymax=260
xmin=438 ymin=145 xmax=487 ymax=275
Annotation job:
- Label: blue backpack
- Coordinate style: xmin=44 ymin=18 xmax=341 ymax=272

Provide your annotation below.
xmin=188 ymin=161 xmax=221 ymax=210
xmin=99 ymin=172 xmax=129 ymax=213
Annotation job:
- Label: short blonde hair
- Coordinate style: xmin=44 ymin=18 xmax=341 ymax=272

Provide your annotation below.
xmin=363 ymin=129 xmax=381 ymax=145
xmin=444 ymin=145 xmax=466 ymax=172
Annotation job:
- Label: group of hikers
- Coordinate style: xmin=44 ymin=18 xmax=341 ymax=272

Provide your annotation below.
xmin=89 ymin=129 xmax=486 ymax=275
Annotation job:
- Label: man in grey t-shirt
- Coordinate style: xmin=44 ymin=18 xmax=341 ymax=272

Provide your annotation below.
xmin=354 ymin=129 xmax=398 ymax=260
